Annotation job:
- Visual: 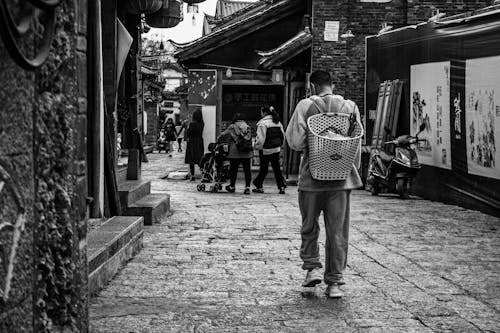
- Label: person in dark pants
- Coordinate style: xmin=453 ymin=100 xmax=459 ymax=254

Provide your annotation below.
xmin=163 ymin=118 xmax=177 ymax=157
xmin=185 ymin=110 xmax=204 ymax=181
xmin=220 ymin=113 xmax=253 ymax=194
xmin=286 ymin=70 xmax=362 ymax=299
xmin=253 ymin=106 xmax=286 ymax=194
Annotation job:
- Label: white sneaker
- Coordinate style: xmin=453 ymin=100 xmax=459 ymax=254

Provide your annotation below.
xmin=302 ymin=267 xmax=322 ymax=287
xmin=325 ymin=284 xmax=343 ymax=298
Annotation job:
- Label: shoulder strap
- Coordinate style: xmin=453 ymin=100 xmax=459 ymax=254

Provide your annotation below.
xmin=309 ymin=95 xmax=347 ymax=115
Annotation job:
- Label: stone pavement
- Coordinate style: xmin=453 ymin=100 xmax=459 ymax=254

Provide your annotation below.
xmin=90 ymin=149 xmax=500 ymax=333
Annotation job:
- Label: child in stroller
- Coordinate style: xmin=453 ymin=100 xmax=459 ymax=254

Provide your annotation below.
xmin=196 ymin=141 xmax=230 ymax=192
xmin=157 ymin=129 xmax=168 ymax=153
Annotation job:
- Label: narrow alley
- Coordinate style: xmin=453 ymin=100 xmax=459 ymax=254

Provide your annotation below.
xmin=90 ymin=152 xmax=500 ymax=333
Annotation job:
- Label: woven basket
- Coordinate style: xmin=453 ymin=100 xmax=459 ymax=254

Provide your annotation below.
xmin=307 ymin=112 xmax=363 ymax=180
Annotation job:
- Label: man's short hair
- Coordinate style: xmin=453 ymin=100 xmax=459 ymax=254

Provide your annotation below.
xmin=310 ymin=70 xmax=332 ymax=87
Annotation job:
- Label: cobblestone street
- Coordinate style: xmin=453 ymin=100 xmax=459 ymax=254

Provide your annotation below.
xmin=90 ymin=151 xmax=500 ymax=333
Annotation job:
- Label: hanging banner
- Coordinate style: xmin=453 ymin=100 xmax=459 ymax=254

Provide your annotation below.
xmin=410 ymin=61 xmax=452 ymax=169
xmin=188 ymin=69 xmax=217 ymax=106
xmin=465 ymin=56 xmax=500 ymax=180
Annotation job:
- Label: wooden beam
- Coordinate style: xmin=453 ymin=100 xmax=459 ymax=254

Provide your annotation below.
xmin=222 ymin=79 xmax=284 ymax=86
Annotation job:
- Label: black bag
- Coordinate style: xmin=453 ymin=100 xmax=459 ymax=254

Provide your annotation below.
xmin=263 ymin=127 xmax=284 ymax=149
xmin=236 ymin=134 xmax=253 ymax=152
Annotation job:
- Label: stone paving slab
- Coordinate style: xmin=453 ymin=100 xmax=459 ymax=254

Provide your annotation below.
xmin=90 ymin=151 xmax=500 ymax=332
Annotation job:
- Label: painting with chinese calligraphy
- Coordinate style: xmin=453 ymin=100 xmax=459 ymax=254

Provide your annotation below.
xmin=410 ymin=61 xmax=452 ymax=169
xmin=188 ymin=70 xmax=217 ymax=106
xmin=466 ymin=56 xmax=500 ymax=180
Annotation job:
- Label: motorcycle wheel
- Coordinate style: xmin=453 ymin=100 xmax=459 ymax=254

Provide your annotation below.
xmin=370 ymin=183 xmax=380 ymax=196
xmin=396 ymin=178 xmax=410 ymax=199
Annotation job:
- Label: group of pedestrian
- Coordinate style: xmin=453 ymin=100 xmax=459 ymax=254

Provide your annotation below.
xmin=158 ymin=118 xmax=186 ymax=157
xmin=183 ymin=70 xmax=360 ymax=299
xmin=219 ymin=107 xmax=286 ymax=195
xmin=183 ymin=107 xmax=286 ymax=194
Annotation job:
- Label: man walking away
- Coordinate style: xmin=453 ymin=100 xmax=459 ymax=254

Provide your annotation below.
xmin=285 ymin=70 xmax=362 ymax=298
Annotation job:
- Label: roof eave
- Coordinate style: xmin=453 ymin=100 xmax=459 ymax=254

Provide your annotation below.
xmin=175 ymin=0 xmax=302 ymax=63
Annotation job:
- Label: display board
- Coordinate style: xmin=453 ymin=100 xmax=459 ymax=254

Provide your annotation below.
xmin=188 ymin=70 xmax=217 ymax=106
xmin=410 ymin=62 xmax=452 ymax=169
xmin=465 ymin=56 xmax=500 ymax=179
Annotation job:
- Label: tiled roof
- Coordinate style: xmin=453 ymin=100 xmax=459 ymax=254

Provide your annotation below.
xmin=176 ymin=0 xmax=302 ymax=62
xmin=204 ymin=0 xmax=267 ymax=35
xmin=215 ymin=0 xmax=254 ymax=19
xmin=256 ymin=28 xmax=312 ymax=69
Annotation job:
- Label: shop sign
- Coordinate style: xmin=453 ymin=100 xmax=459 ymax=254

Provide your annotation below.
xmin=324 ymin=21 xmax=340 ymax=42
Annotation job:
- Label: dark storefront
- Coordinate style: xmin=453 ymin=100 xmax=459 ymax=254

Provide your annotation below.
xmin=366 ymin=8 xmax=500 ymax=216
xmin=222 ymin=85 xmax=284 ymax=125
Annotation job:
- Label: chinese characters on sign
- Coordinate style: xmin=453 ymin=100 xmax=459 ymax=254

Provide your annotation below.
xmin=223 ymin=92 xmax=278 ymax=105
xmin=410 ymin=61 xmax=452 ymax=170
xmin=324 ymin=21 xmax=340 ymax=42
xmin=465 ymin=56 xmax=500 ymax=180
xmin=453 ymin=93 xmax=462 ymax=140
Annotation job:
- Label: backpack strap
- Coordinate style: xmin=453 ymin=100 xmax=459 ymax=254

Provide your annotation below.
xmin=309 ymin=95 xmax=348 ymax=116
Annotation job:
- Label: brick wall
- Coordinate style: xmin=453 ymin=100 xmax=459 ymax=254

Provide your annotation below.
xmin=312 ymin=0 xmax=490 ymax=115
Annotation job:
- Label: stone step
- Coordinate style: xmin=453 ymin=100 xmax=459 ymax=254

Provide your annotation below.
xmin=118 ymin=179 xmax=151 ymax=209
xmin=124 ymin=193 xmax=170 ymax=226
xmin=88 ymin=216 xmax=144 ymax=296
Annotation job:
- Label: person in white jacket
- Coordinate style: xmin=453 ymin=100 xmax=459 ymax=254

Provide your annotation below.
xmin=253 ymin=106 xmax=286 ymax=194
xmin=285 ymin=70 xmax=362 ymax=299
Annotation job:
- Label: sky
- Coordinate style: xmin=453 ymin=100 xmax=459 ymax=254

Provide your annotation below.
xmin=144 ymin=0 xmax=258 ymax=44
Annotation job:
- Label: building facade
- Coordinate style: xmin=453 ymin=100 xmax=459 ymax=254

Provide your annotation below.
xmin=311 ymin=0 xmax=491 ymax=117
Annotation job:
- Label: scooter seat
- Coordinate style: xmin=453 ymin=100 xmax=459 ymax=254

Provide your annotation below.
xmin=379 ymin=151 xmax=394 ymax=163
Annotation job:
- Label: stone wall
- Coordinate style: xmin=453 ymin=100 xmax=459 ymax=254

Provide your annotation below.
xmin=0 ymin=0 xmax=88 ymax=331
xmin=311 ymin=0 xmax=490 ymax=115
xmin=0 ymin=25 xmax=36 ymax=333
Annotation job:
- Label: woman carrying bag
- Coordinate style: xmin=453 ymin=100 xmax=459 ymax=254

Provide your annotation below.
xmin=185 ymin=110 xmax=204 ymax=181
xmin=253 ymin=106 xmax=286 ymax=194
xmin=220 ymin=113 xmax=253 ymax=194
xmin=163 ymin=117 xmax=177 ymax=157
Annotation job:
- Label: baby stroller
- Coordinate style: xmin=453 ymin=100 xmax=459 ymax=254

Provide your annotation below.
xmin=197 ymin=142 xmax=230 ymax=192
xmin=157 ymin=129 xmax=168 ymax=153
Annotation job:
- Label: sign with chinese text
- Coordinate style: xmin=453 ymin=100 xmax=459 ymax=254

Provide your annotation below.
xmin=466 ymin=56 xmax=500 ymax=180
xmin=410 ymin=61 xmax=452 ymax=169
xmin=324 ymin=21 xmax=340 ymax=42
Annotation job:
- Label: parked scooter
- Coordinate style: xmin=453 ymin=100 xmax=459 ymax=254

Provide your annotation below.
xmin=367 ymin=123 xmax=427 ymax=199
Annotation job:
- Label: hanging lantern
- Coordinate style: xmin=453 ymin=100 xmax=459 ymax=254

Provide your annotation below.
xmin=146 ymin=0 xmax=183 ymax=28
xmin=125 ymin=0 xmax=163 ymax=14
xmin=182 ymin=0 xmax=205 ymax=4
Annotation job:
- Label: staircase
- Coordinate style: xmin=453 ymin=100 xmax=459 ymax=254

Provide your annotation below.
xmin=118 ymin=179 xmax=170 ymax=225
xmin=88 ymin=216 xmax=144 ymax=296
xmin=87 ymin=175 xmax=171 ymax=296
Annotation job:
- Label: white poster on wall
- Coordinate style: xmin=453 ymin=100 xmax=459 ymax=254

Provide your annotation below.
xmin=410 ymin=61 xmax=452 ymax=169
xmin=202 ymin=105 xmax=217 ymax=154
xmin=324 ymin=21 xmax=339 ymax=42
xmin=466 ymin=56 xmax=500 ymax=180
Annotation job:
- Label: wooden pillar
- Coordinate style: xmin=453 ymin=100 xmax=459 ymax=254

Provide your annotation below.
xmin=216 ymin=70 xmax=223 ymax=135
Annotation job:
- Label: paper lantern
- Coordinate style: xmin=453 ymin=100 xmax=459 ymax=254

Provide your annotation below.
xmin=125 ymin=0 xmax=163 ymax=14
xmin=146 ymin=0 xmax=183 ymax=28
